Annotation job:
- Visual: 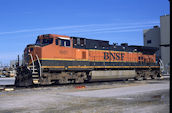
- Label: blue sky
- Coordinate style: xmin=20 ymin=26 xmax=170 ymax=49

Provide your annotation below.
xmin=0 ymin=0 xmax=170 ymax=65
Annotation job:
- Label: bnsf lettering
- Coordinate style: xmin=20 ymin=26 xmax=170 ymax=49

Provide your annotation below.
xmin=104 ymin=52 xmax=125 ymax=60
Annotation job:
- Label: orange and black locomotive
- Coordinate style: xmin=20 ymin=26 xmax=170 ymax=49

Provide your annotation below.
xmin=15 ymin=34 xmax=161 ymax=86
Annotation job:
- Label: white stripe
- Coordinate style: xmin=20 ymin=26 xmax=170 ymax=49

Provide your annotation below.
xmin=58 ymin=37 xmax=70 ymax=40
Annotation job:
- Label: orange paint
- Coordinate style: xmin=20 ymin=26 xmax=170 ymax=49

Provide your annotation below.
xmin=26 ymin=34 xmax=156 ymax=64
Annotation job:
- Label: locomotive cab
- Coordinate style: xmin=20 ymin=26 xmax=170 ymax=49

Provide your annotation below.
xmin=35 ymin=35 xmax=54 ymax=47
xmin=35 ymin=34 xmax=71 ymax=47
xmin=23 ymin=34 xmax=72 ymax=66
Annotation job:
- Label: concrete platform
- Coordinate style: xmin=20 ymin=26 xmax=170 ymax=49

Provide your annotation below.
xmin=0 ymin=79 xmax=169 ymax=113
xmin=62 ymin=81 xmax=169 ymax=97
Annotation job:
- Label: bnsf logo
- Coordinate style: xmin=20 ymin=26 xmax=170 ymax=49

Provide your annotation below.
xmin=104 ymin=52 xmax=125 ymax=60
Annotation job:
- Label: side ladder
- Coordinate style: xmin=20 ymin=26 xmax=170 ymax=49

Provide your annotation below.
xmin=28 ymin=54 xmax=41 ymax=85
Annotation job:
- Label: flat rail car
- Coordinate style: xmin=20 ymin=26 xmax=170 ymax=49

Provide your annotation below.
xmin=15 ymin=34 xmax=161 ymax=86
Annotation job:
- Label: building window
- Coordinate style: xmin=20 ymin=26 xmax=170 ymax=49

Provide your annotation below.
xmin=147 ymin=40 xmax=151 ymax=44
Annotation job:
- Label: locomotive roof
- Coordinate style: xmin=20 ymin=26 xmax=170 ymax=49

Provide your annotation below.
xmin=70 ymin=36 xmax=158 ymax=55
xmin=129 ymin=45 xmax=158 ymax=54
xmin=70 ymin=36 xmax=109 ymax=43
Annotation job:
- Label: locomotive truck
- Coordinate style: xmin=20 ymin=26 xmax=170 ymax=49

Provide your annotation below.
xmin=15 ymin=34 xmax=161 ymax=86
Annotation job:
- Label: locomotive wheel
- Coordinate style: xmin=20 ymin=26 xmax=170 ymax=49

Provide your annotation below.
xmin=75 ymin=78 xmax=84 ymax=83
xmin=74 ymin=72 xmax=87 ymax=83
xmin=58 ymin=77 xmax=68 ymax=84
xmin=134 ymin=70 xmax=143 ymax=81
xmin=143 ymin=75 xmax=149 ymax=80
xmin=151 ymin=75 xmax=157 ymax=79
xmin=150 ymin=71 xmax=158 ymax=79
xmin=134 ymin=76 xmax=143 ymax=81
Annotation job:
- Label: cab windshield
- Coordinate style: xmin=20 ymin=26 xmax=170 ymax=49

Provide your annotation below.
xmin=35 ymin=38 xmax=53 ymax=46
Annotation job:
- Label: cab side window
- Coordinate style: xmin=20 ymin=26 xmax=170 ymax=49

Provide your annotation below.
xmin=56 ymin=39 xmax=58 ymax=45
xmin=60 ymin=39 xmax=71 ymax=47
xmin=66 ymin=40 xmax=70 ymax=46
xmin=43 ymin=38 xmax=53 ymax=45
xmin=60 ymin=39 xmax=65 ymax=46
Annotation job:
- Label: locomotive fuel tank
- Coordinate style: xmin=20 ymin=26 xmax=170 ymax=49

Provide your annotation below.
xmin=89 ymin=70 xmax=136 ymax=81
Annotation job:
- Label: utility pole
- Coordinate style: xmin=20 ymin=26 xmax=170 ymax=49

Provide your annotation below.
xmin=18 ymin=55 xmax=20 ymax=66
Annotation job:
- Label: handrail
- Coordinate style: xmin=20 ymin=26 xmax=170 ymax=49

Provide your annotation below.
xmin=36 ymin=54 xmax=42 ymax=77
xmin=29 ymin=54 xmax=35 ymax=73
xmin=159 ymin=59 xmax=164 ymax=73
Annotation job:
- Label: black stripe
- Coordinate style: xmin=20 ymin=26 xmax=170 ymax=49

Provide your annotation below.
xmin=40 ymin=60 xmax=159 ymax=67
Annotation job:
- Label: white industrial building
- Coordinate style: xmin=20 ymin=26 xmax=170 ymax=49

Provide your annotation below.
xmin=143 ymin=15 xmax=170 ymax=75
xmin=143 ymin=26 xmax=161 ymax=59
xmin=160 ymin=15 xmax=170 ymax=75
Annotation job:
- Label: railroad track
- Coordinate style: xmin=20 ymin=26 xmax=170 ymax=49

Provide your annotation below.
xmin=0 ymin=76 xmax=169 ymax=92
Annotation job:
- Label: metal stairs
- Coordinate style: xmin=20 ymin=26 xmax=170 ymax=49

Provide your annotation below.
xmin=28 ymin=54 xmax=42 ymax=84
